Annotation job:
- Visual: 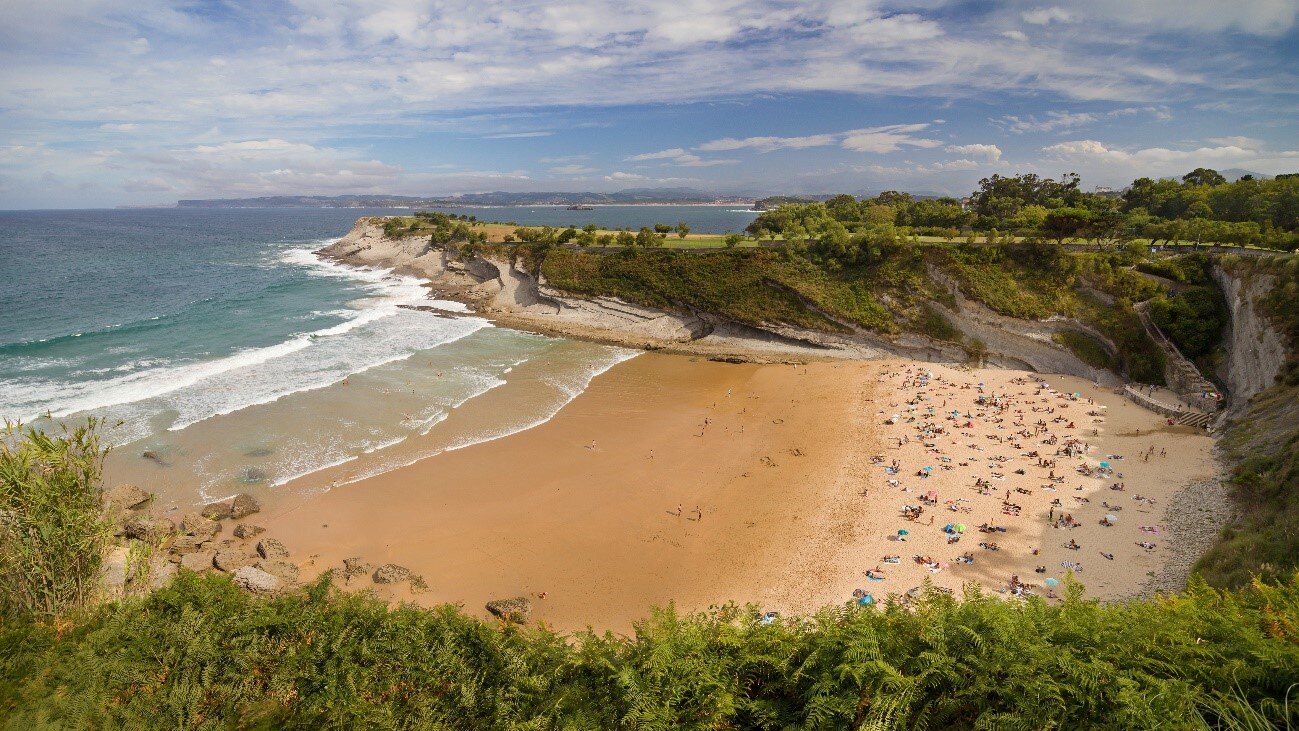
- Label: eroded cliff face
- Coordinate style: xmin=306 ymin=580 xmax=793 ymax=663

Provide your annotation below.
xmin=317 ymin=219 xmax=1290 ymax=387
xmin=1213 ymin=264 xmax=1288 ymax=414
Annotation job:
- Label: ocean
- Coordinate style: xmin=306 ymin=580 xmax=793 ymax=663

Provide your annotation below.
xmin=0 ymin=206 xmax=757 ymax=505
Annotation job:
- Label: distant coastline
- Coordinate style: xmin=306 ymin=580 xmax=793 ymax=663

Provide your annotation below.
xmin=171 ymin=190 xmax=760 ymax=209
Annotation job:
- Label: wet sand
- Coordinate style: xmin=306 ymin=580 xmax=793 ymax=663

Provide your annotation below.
xmin=253 ymin=355 xmax=1220 ymax=633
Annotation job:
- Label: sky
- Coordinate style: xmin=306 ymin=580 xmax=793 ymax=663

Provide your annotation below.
xmin=1 ymin=0 xmax=1298 ymax=208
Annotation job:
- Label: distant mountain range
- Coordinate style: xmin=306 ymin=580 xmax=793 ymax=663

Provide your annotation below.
xmin=174 ymin=189 xmax=750 ymax=208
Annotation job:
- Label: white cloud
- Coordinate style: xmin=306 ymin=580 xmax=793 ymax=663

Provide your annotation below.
xmin=625 ymin=148 xmax=689 ymax=162
xmin=841 ymin=124 xmax=943 ymax=153
xmin=1039 ymin=138 xmax=1299 ymax=178
xmin=483 ymin=131 xmax=554 ymax=139
xmin=696 ymin=134 xmax=838 ymax=152
xmin=997 ymin=106 xmax=1169 ymax=133
xmin=928 ymin=159 xmax=980 ymax=171
xmin=603 ymin=171 xmax=645 ymax=181
xmin=1022 ymin=7 xmax=1075 ymax=25
xmin=946 ymin=143 xmax=1002 ymax=161
xmin=1207 ymin=136 xmax=1263 ymax=150
xmin=1001 ymin=30 xmax=1028 ymax=41
xmin=624 ymin=148 xmax=737 ymax=167
xmin=1076 ymin=0 xmax=1299 ymax=36
xmin=549 ymin=164 xmax=597 ymax=175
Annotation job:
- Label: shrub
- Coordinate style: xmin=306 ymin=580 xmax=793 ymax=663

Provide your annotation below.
xmin=0 ymin=420 xmax=111 ymax=620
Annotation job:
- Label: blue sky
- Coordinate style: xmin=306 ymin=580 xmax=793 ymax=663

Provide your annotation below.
xmin=2 ymin=0 xmax=1298 ymax=208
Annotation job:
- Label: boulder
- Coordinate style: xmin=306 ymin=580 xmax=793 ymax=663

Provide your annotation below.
xmin=342 ymin=557 xmax=371 ymax=583
xmin=99 ymin=545 xmax=131 ymax=599
xmin=232 ymin=566 xmax=281 ymax=595
xmin=103 ymin=484 xmax=152 ymax=512
xmin=485 ymin=597 xmax=532 ymax=623
xmin=232 ymin=523 xmax=265 ymax=539
xmin=229 ymin=493 xmax=261 ymax=519
xmin=200 ymin=500 xmax=233 ymax=520
xmin=119 ymin=514 xmax=174 ymax=541
xmin=169 ymin=534 xmax=208 ymax=555
xmin=372 ymin=563 xmax=411 ymax=584
xmin=179 ymin=550 xmax=215 ymax=573
xmin=256 ymin=538 xmax=289 ymax=560
xmin=180 ymin=512 xmax=221 ymax=540
xmin=148 ymin=558 xmax=178 ymax=590
xmin=212 ymin=548 xmax=254 ymax=572
xmin=257 ymin=559 xmax=300 ymax=584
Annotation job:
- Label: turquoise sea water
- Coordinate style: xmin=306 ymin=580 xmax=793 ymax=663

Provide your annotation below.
xmin=0 ymin=207 xmax=750 ymax=504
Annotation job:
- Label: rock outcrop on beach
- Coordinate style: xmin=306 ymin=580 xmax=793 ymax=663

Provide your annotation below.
xmin=485 ymin=597 xmax=532 ymax=623
xmin=372 ymin=563 xmax=412 ymax=584
xmin=233 ymin=566 xmax=281 ymax=594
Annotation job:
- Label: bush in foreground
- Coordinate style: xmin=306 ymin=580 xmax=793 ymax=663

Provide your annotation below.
xmin=0 ymin=420 xmax=110 ymax=621
xmin=1 ymin=572 xmax=1296 ymax=729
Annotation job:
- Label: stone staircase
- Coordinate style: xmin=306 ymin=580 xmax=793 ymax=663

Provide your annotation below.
xmin=1133 ymin=301 xmax=1222 ymax=409
xmin=1177 ymin=411 xmax=1213 ymax=429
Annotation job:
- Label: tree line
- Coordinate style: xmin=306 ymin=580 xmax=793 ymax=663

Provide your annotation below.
xmin=746 ymin=169 xmax=1299 ymax=251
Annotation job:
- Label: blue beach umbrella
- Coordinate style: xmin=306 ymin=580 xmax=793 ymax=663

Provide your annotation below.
xmin=1099 ymin=461 xmax=1111 ymax=469
xmin=859 ymin=594 xmax=875 ymax=605
xmin=1044 ymin=577 xmax=1060 ymax=587
xmin=897 ymin=529 xmax=910 ymax=537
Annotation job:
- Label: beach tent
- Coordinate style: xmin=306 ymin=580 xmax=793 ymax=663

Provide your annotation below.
xmin=897 ymin=529 xmax=910 ymax=537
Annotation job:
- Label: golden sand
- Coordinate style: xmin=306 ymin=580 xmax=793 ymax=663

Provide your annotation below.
xmin=252 ymin=354 xmax=1218 ymax=633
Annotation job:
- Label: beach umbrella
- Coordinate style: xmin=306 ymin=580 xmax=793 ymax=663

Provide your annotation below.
xmin=923 ymin=466 xmax=933 ymax=473
xmin=955 ymin=523 xmax=966 ymax=533
xmin=859 ymin=594 xmax=874 ymax=605
xmin=897 ymin=529 xmax=910 ymax=537
xmin=1099 ymin=461 xmax=1111 ymax=469
xmin=1104 ymin=514 xmax=1118 ymax=523
xmin=1044 ymin=577 xmax=1060 ymax=587
xmin=943 ymin=524 xmax=954 ymax=533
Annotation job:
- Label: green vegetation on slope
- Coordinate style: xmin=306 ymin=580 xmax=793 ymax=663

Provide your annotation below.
xmin=1 ymin=572 xmax=1296 ymax=729
xmin=536 ymin=243 xmax=958 ymax=339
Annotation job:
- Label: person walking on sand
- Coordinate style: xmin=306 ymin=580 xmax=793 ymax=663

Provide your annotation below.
xmin=674 ymin=504 xmax=683 ymax=517
xmin=693 ymin=505 xmax=703 ymax=522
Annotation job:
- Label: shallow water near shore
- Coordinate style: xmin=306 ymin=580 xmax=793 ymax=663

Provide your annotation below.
xmin=0 ymin=208 xmax=636 ymax=505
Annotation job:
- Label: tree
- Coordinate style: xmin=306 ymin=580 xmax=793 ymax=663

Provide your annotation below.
xmin=875 ymin=190 xmax=913 ymax=206
xmin=653 ymin=223 xmax=673 ymax=235
xmin=636 ymin=227 xmax=661 ymax=247
xmin=724 ymin=233 xmax=743 ymax=248
xmin=1039 ymin=208 xmax=1091 ymax=244
xmin=1087 ymin=209 xmax=1133 ymax=250
xmin=675 ymin=221 xmax=690 ymax=239
xmin=1182 ymin=167 xmax=1227 ymax=187
xmin=615 ymin=230 xmax=635 ymax=247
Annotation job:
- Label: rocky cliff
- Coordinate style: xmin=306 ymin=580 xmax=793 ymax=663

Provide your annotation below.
xmin=1213 ymin=263 xmax=1289 ymax=415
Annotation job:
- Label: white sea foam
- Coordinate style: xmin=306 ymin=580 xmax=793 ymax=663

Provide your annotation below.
xmin=2 ymin=244 xmax=489 ymax=429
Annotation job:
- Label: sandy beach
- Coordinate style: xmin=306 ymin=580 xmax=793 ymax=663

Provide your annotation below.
xmin=249 ymin=354 xmax=1220 ymax=633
